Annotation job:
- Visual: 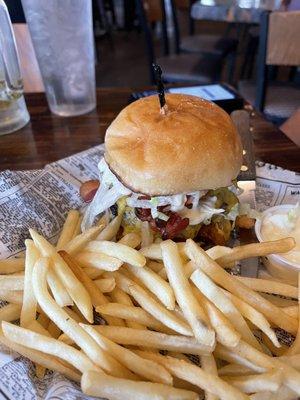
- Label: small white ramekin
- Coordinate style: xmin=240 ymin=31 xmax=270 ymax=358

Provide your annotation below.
xmin=255 ymin=204 xmax=300 ymax=285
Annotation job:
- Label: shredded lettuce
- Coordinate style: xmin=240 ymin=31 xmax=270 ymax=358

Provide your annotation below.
xmin=81 ymin=159 xmax=131 ymax=231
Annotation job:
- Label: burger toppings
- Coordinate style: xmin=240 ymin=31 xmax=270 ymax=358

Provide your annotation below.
xmin=80 ymin=159 xmax=257 ymax=243
xmin=135 ymin=206 xmax=189 ymax=240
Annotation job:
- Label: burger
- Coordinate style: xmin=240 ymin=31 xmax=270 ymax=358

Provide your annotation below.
xmin=81 ymin=93 xmax=254 ymax=245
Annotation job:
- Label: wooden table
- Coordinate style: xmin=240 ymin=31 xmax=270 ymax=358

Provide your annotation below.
xmin=0 ymin=89 xmax=299 ymax=172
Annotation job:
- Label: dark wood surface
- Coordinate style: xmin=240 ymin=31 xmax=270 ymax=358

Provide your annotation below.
xmin=0 ymin=89 xmax=299 ymax=172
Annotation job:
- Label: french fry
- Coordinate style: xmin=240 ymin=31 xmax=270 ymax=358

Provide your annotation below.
xmin=283 ymin=306 xmax=298 ymax=319
xmin=59 ymin=251 xmax=125 ymax=327
xmin=135 ymin=351 xmax=249 ymax=400
xmin=161 ymin=240 xmax=215 ymax=346
xmin=112 ymin=270 xmax=191 ymax=334
xmin=280 ymin=354 xmax=300 ymax=370
xmin=30 ymin=229 xmax=93 ymax=323
xmin=85 ymin=241 xmax=146 ymax=268
xmin=96 ymin=303 xmax=173 ymax=333
xmin=82 ymin=266 xmax=104 ymax=279
xmin=81 ymin=324 xmax=173 ymax=384
xmin=218 ymin=364 xmax=253 ymax=377
xmin=76 ymin=251 xmax=123 ymax=271
xmin=92 ymin=326 xmax=213 ymax=355
xmin=193 ymin=289 xmax=241 ymax=348
xmin=182 ymin=261 xmax=197 ymax=278
xmin=110 ymin=288 xmax=145 ymax=330
xmin=64 ymin=306 xmax=85 ymax=323
xmin=223 ymin=290 xmax=280 ymax=348
xmin=35 ymin=364 xmax=46 ymax=379
xmin=140 ymin=243 xmax=163 ymax=260
xmin=0 ymin=257 xmax=25 ymax=274
xmin=284 ymin=273 xmax=300 ymax=356
xmin=147 ymin=261 xmax=164 ymax=273
xmin=31 ymin=257 xmax=135 ymax=379
xmin=81 ymin=370 xmax=198 ymax=400
xmin=63 ymin=226 xmax=104 ymax=255
xmin=118 ymin=233 xmax=141 ymax=248
xmin=94 ymin=278 xmax=116 ymax=293
xmin=124 ymin=263 xmax=175 ymax=310
xmin=128 ymin=284 xmax=193 ymax=337
xmin=2 ymin=321 xmax=99 ymax=374
xmin=260 ymin=333 xmax=287 ymax=357
xmin=223 ymin=370 xmax=282 ymax=393
xmin=47 ymin=320 xmax=61 ymax=339
xmin=230 ymin=340 xmax=300 ymax=395
xmin=96 ymin=212 xmax=110 ymax=228
xmin=27 ymin=320 xmax=52 ymax=337
xmin=140 ymin=243 xmax=186 ymax=261
xmin=260 ymin=293 xmax=297 ymax=307
xmin=191 ymin=268 xmax=261 ymax=350
xmin=201 ymin=354 xmax=219 ymax=400
xmin=29 ymin=318 xmax=59 ymax=378
xmin=234 ymin=277 xmax=298 ymax=299
xmin=206 ymin=245 xmax=233 ymax=260
xmin=0 ymin=303 xmax=21 ymax=322
xmin=186 ymin=239 xmax=298 ymax=334
xmin=0 ymin=329 xmax=81 ymax=382
xmin=21 ymin=239 xmax=40 ymax=329
xmin=0 ymin=274 xmax=24 ymax=290
xmin=56 ymin=210 xmax=80 ymax=250
xmin=96 ymin=213 xmax=123 ymax=241
xmin=0 ymin=290 xmax=23 ymax=304
xmin=47 ymin=267 xmax=73 ymax=307
xmin=216 ymin=238 xmax=295 ymax=268
xmin=250 ymin=386 xmax=295 ymax=400
xmin=37 ymin=311 xmax=50 ymax=328
xmin=214 ymin=344 xmax=264 ymax=373
xmin=72 ymin=215 xmax=83 ymax=238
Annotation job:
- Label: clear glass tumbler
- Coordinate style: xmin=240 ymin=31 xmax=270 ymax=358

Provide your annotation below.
xmin=0 ymin=0 xmax=30 ymax=136
xmin=21 ymin=0 xmax=96 ymax=117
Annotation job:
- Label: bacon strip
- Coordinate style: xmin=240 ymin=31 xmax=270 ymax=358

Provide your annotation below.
xmin=135 ymin=208 xmax=189 ymax=239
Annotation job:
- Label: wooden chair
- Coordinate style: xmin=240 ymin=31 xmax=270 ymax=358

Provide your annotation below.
xmin=170 ymin=0 xmax=238 ymax=60
xmin=136 ymin=0 xmax=223 ymax=84
xmin=239 ymin=11 xmax=300 ymax=123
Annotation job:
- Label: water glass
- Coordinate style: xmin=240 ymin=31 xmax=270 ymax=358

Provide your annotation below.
xmin=21 ymin=0 xmax=96 ymax=117
xmin=0 ymin=0 xmax=30 ymax=136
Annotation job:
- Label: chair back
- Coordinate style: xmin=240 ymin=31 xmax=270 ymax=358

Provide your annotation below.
xmin=266 ymin=11 xmax=300 ymax=66
xmin=135 ymin=0 xmax=169 ymax=83
xmin=255 ymin=10 xmax=300 ymax=112
xmin=143 ymin=0 xmax=163 ymax=22
xmin=170 ymin=0 xmax=195 ymax=47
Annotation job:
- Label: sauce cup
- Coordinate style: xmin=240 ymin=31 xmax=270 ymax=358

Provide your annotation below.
xmin=255 ymin=204 xmax=300 ymax=285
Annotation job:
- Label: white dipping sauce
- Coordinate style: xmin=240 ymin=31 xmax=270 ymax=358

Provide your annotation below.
xmin=260 ymin=207 xmax=300 ymax=264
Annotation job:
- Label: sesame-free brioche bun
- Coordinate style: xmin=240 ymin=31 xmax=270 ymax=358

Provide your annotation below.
xmin=105 ymin=94 xmax=243 ymax=195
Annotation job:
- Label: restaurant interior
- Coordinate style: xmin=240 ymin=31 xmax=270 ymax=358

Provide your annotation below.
xmin=3 ymin=0 xmax=300 ymax=145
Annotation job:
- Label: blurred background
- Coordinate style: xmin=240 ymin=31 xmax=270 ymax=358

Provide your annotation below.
xmin=4 ymin=0 xmax=300 ymax=129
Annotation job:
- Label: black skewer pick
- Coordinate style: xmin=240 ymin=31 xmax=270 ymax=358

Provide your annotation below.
xmin=152 ymin=63 xmax=166 ymax=110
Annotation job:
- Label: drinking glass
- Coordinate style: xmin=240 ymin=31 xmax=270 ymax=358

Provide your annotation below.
xmin=21 ymin=0 xmax=96 ymax=117
xmin=0 ymin=0 xmax=30 ymax=136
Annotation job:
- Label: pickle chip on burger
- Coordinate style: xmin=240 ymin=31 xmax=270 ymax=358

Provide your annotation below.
xmin=82 ymin=93 xmax=250 ymax=245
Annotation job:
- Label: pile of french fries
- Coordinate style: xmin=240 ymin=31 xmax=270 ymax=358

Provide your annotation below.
xmin=0 ymin=209 xmax=299 ymax=400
